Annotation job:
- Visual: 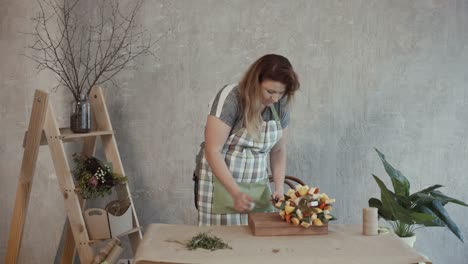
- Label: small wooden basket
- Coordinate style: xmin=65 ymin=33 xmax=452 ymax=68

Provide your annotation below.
xmin=106 ymin=199 xmax=133 ymax=237
xmin=83 ymin=199 xmax=133 ymax=240
xmin=83 ymin=208 xmax=111 ymax=240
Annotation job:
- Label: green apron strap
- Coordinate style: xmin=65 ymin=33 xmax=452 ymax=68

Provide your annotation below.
xmin=270 ymin=105 xmax=280 ymax=122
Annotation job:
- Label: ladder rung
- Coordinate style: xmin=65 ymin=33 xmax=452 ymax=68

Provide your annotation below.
xmin=58 ymin=128 xmax=114 ymax=140
xmin=88 ymin=227 xmax=142 ymax=244
xmin=115 ymin=227 xmax=143 ymax=238
xmin=23 ymin=128 xmax=114 ymax=147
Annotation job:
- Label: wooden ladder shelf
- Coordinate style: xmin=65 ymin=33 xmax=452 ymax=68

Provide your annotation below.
xmin=6 ymin=86 xmax=143 ymax=264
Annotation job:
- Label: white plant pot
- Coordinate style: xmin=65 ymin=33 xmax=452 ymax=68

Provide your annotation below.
xmin=400 ymin=235 xmax=417 ymax=248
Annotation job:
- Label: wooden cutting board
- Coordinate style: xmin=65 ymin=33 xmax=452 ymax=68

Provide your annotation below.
xmin=248 ymin=212 xmax=328 ymax=236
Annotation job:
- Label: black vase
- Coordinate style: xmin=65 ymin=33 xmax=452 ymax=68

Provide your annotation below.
xmin=70 ymin=95 xmax=92 ymax=133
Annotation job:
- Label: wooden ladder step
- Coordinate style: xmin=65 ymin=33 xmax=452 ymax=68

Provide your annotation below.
xmin=88 ymin=227 xmax=143 ymax=244
xmin=58 ymin=128 xmax=114 ymax=140
xmin=23 ymin=128 xmax=114 ymax=147
xmin=115 ymin=227 xmax=143 ymax=238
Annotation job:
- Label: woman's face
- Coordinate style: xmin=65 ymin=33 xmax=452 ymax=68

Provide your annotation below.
xmin=260 ymin=79 xmax=286 ymax=107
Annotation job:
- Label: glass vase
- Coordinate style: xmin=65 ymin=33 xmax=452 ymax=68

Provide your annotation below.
xmin=70 ymin=95 xmax=92 ymax=133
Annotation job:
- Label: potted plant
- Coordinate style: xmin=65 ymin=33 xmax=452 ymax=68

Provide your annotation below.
xmin=26 ymin=0 xmax=163 ymax=133
xmin=368 ymin=148 xmax=467 ymax=247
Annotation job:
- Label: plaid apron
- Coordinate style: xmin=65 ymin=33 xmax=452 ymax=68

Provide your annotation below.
xmin=196 ymin=105 xmax=282 ymax=226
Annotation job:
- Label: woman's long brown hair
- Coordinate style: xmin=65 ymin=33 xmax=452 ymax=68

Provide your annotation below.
xmin=238 ymin=54 xmax=300 ymax=137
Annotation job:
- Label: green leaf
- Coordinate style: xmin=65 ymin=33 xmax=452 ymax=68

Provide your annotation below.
xmin=375 ymin=148 xmax=410 ymax=197
xmin=412 ymin=184 xmax=443 ymax=195
xmin=326 ymin=213 xmax=337 ymax=221
xmin=430 ymin=200 xmax=464 ymax=242
xmin=396 ymin=194 xmax=412 ymax=208
xmin=430 ymin=191 xmax=468 ymax=207
xmin=368 ymin=197 xmax=394 ymax=220
xmin=411 ymin=193 xmax=439 ymax=207
xmin=407 ymin=211 xmax=437 ymax=226
xmin=372 ymin=175 xmax=413 ymax=224
xmin=391 ymin=221 xmax=415 ymax=237
xmin=318 ymin=212 xmax=326 ymax=222
xmin=414 ymin=206 xmax=445 ymax=227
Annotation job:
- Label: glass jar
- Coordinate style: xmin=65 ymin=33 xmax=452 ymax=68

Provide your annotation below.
xmin=70 ymin=94 xmax=92 ymax=133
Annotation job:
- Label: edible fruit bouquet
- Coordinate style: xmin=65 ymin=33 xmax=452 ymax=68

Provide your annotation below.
xmin=273 ymin=184 xmax=337 ymax=228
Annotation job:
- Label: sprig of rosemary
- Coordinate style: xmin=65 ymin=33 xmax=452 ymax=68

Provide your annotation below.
xmin=185 ymin=232 xmax=232 ymax=251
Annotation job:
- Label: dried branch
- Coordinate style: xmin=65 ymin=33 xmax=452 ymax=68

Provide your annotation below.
xmin=26 ymin=0 xmax=166 ymax=101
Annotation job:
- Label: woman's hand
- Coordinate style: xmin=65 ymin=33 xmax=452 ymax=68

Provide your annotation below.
xmin=272 ymin=188 xmax=284 ymax=201
xmin=233 ymin=192 xmax=254 ymax=212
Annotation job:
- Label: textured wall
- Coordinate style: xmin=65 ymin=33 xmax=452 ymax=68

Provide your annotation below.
xmin=1 ymin=0 xmax=468 ymax=263
xmin=0 ymin=0 xmax=76 ymax=263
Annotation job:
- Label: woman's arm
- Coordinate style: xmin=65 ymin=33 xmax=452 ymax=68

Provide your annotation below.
xmin=204 ymin=115 xmax=253 ymax=212
xmin=270 ymin=128 xmax=288 ymax=199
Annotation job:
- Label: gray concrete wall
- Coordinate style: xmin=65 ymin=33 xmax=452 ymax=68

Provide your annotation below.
xmin=1 ymin=0 xmax=468 ymax=263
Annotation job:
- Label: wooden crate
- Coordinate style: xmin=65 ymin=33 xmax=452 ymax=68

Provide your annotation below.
xmin=248 ymin=212 xmax=328 ymax=236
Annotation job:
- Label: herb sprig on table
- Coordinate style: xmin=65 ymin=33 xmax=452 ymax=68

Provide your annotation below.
xmin=185 ymin=232 xmax=232 ymax=251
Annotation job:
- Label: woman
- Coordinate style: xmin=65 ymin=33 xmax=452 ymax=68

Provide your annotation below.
xmin=194 ymin=54 xmax=300 ymax=225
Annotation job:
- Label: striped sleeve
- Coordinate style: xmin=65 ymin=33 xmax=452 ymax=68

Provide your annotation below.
xmin=208 ymin=84 xmax=240 ymax=127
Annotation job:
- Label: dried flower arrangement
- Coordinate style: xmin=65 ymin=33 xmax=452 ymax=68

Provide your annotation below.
xmin=72 ymin=154 xmax=127 ymax=199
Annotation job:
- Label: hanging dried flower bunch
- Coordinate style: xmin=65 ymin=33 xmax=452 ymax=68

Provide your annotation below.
xmin=72 ymin=154 xmax=127 ymax=199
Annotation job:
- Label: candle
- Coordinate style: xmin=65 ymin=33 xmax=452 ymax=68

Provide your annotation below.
xmin=362 ymin=207 xmax=378 ymax=236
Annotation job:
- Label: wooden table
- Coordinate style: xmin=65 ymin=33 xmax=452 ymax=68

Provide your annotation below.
xmin=134 ymin=223 xmax=431 ymax=264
